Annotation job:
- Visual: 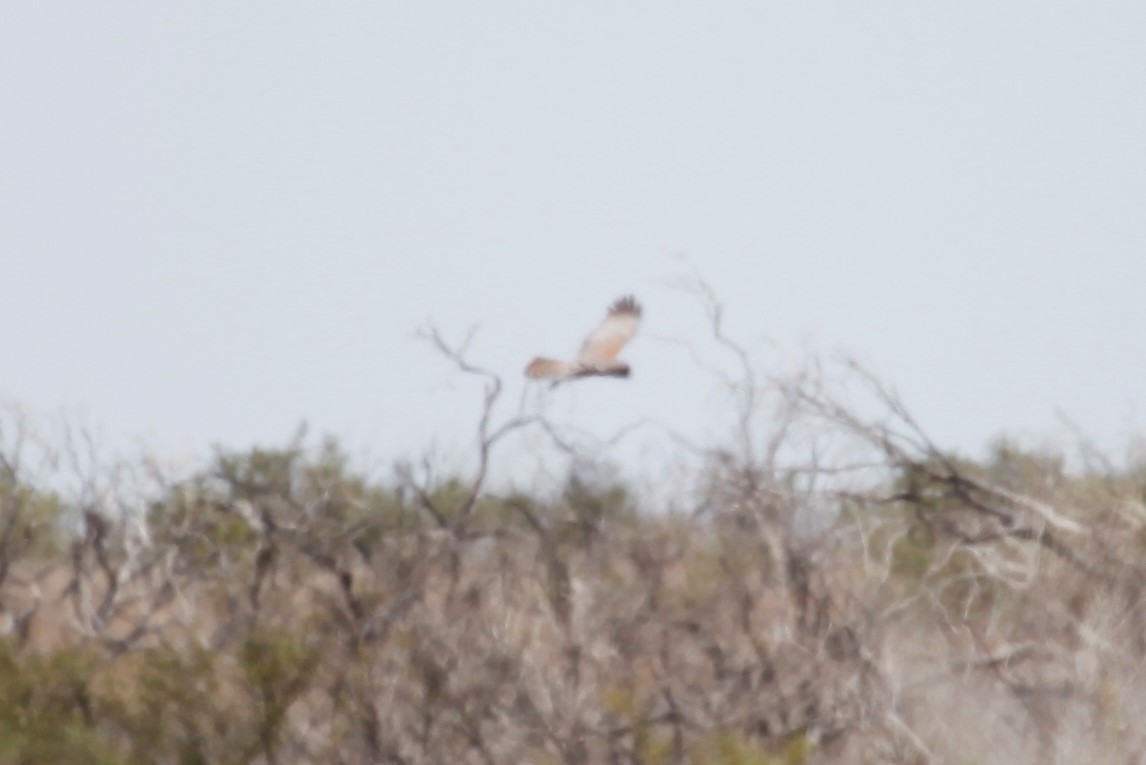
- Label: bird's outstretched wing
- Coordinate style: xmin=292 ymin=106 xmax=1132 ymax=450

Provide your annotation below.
xmin=576 ymin=295 xmax=642 ymax=365
xmin=524 ymin=295 xmax=643 ymax=381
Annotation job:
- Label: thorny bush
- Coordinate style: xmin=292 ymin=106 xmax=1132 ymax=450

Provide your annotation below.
xmin=0 ymin=310 xmax=1143 ymax=765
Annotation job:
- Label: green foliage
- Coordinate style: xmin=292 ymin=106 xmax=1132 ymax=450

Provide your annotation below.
xmin=882 ymin=511 xmax=1006 ymax=620
xmin=240 ymin=631 xmax=320 ymax=758
xmin=0 ymin=640 xmax=123 ymax=765
xmin=561 ymin=465 xmax=634 ymax=534
xmin=214 ymin=441 xmax=303 ymax=502
xmin=0 ymin=477 xmax=66 ymax=562
xmin=601 ymin=682 xmax=676 ymax=765
xmin=984 ymin=438 xmax=1064 ymax=491
xmin=111 ymin=645 xmax=233 ymax=765
xmin=0 ymin=631 xmax=323 ymax=765
xmin=689 ymin=730 xmax=810 ymax=765
xmin=635 ymin=727 xmax=674 ymax=765
xmin=145 ymin=434 xmax=412 ymax=566
xmin=889 ymin=519 xmax=936 ymax=582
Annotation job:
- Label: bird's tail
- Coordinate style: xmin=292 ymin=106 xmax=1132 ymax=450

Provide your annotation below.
xmin=525 ymin=357 xmax=572 ymax=379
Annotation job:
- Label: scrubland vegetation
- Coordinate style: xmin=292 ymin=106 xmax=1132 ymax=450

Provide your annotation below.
xmin=1 ymin=301 xmax=1144 ymax=765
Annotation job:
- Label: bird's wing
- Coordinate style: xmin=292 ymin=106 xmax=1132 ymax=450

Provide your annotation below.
xmin=576 ymin=295 xmax=642 ymax=365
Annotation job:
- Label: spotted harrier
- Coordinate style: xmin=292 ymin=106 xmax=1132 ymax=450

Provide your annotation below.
xmin=525 ymin=295 xmax=642 ymax=383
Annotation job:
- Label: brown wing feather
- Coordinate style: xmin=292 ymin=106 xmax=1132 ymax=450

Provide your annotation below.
xmin=576 ymin=295 xmax=642 ymax=365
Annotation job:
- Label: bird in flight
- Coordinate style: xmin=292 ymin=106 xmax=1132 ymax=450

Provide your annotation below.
xmin=525 ymin=295 xmax=642 ymax=383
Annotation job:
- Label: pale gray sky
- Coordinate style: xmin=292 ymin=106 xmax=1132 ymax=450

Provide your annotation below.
xmin=2 ymin=2 xmax=1144 ymax=472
